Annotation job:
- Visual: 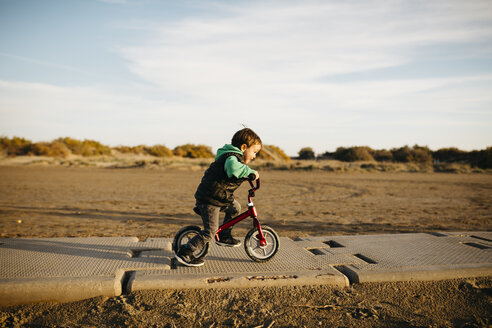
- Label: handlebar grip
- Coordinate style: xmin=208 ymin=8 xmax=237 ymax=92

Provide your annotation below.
xmin=248 ymin=178 xmax=260 ymax=190
xmin=247 ymin=173 xmax=256 ymax=181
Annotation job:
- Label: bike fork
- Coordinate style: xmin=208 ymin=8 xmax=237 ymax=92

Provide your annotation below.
xmin=253 ymin=217 xmax=267 ymax=247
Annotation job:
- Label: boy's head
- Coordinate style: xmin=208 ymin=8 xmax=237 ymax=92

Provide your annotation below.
xmin=232 ymin=128 xmax=262 ymax=164
xmin=231 ymin=128 xmax=262 ymax=149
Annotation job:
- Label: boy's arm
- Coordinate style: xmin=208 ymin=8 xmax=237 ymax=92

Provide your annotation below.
xmin=224 ymin=156 xmax=256 ymax=179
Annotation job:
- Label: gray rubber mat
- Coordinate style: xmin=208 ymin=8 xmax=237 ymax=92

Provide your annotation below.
xmin=1 ymin=232 xmax=490 ymax=305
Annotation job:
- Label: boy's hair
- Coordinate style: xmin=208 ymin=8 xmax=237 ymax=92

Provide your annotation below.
xmin=231 ymin=128 xmax=262 ymax=148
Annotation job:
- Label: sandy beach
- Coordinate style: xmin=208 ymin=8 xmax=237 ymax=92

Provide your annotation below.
xmin=1 ymin=166 xmax=491 ymax=327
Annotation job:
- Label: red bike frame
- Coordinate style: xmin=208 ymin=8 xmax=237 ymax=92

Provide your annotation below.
xmin=214 ymin=179 xmax=267 ymax=247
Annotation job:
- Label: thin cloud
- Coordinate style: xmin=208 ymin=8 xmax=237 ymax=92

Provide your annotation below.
xmin=96 ymin=0 xmax=131 ymax=4
xmin=1 ymin=0 xmax=491 ymax=154
xmin=119 ymin=0 xmax=492 ymax=109
xmin=115 ymin=0 xmax=492 ymax=153
xmin=0 ymin=52 xmax=95 ymax=76
xmin=0 ymin=79 xmax=237 ymax=147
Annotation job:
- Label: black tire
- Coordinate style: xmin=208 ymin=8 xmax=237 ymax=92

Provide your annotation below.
xmin=172 ymin=225 xmax=209 ymax=260
xmin=244 ymin=225 xmax=279 ymax=262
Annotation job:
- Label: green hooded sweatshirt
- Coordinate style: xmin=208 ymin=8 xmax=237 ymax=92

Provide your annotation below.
xmin=216 ymin=144 xmax=256 ymax=179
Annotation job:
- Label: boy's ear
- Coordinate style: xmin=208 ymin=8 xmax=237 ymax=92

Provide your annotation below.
xmin=240 ymin=144 xmax=248 ymax=152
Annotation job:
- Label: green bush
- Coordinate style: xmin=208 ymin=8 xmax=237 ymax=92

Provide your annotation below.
xmin=298 ymin=147 xmax=315 ymax=160
xmin=173 ymin=144 xmax=214 ymax=158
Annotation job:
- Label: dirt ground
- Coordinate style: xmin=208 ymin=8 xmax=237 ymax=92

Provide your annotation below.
xmin=0 ymin=166 xmax=491 ymax=327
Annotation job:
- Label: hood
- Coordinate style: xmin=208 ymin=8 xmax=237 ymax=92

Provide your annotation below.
xmin=215 ymin=144 xmax=243 ymax=160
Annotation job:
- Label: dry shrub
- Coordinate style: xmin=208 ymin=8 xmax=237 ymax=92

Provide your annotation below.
xmin=114 ymin=145 xmax=173 ymax=157
xmin=391 ymin=145 xmax=432 ymax=164
xmin=483 ymin=147 xmax=492 ymax=169
xmin=173 ymin=144 xmax=214 ymax=158
xmin=144 ymin=145 xmax=173 ymax=157
xmin=392 ymin=145 xmax=416 ymax=163
xmin=0 ymin=136 xmax=32 ymax=156
xmin=372 ymin=149 xmax=393 ymax=161
xmin=257 ymin=145 xmax=290 ymax=161
xmin=57 ymin=137 xmax=111 ymax=156
xmin=472 ymin=147 xmax=492 ymax=169
xmin=434 ymin=163 xmax=472 ymax=173
xmin=29 ymin=141 xmax=70 ymax=157
xmin=298 ymin=147 xmax=315 ymax=160
xmin=410 ymin=145 xmax=433 ymax=164
xmin=114 ymin=145 xmax=146 ymax=154
xmin=2 ymin=135 xmax=490 ymax=170
xmin=334 ymin=146 xmax=375 ymax=162
xmin=433 ymin=147 xmax=467 ymax=163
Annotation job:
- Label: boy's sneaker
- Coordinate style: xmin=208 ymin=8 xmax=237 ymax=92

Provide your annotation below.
xmin=216 ymin=232 xmax=241 ymax=247
xmin=175 ymin=245 xmax=204 ymax=267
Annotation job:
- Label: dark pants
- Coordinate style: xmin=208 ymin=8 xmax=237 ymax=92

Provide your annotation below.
xmin=188 ymin=199 xmax=241 ymax=252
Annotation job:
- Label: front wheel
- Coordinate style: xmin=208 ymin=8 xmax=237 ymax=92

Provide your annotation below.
xmin=172 ymin=225 xmax=209 ymax=260
xmin=244 ymin=225 xmax=279 ymax=262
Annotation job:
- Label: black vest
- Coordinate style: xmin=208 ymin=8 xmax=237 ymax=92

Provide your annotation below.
xmin=194 ymin=152 xmax=246 ymax=206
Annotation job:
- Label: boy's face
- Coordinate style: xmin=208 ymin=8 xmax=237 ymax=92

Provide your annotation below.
xmin=241 ymin=143 xmax=262 ymax=164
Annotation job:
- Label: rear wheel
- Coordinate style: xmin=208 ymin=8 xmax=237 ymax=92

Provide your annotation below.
xmin=172 ymin=225 xmax=209 ymax=259
xmin=244 ymin=225 xmax=279 ymax=262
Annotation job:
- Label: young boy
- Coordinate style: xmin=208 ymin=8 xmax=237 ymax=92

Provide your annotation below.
xmin=175 ymin=128 xmax=262 ymax=267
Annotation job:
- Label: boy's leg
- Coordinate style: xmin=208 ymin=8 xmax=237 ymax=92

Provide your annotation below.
xmin=188 ymin=203 xmax=221 ymax=252
xmin=221 ymin=199 xmax=241 ymax=228
xmin=217 ymin=199 xmax=242 ymax=247
xmin=175 ymin=203 xmax=220 ymax=267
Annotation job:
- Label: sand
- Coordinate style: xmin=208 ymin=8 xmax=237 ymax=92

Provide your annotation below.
xmin=0 ymin=166 xmax=491 ymax=327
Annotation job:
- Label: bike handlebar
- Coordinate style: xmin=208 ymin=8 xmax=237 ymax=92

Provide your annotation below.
xmin=248 ymin=178 xmax=260 ymax=191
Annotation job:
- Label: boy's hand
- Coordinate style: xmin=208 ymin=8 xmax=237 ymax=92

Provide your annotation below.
xmin=247 ymin=171 xmax=260 ymax=181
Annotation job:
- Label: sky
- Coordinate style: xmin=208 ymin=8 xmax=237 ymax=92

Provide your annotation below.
xmin=1 ymin=0 xmax=491 ymax=156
